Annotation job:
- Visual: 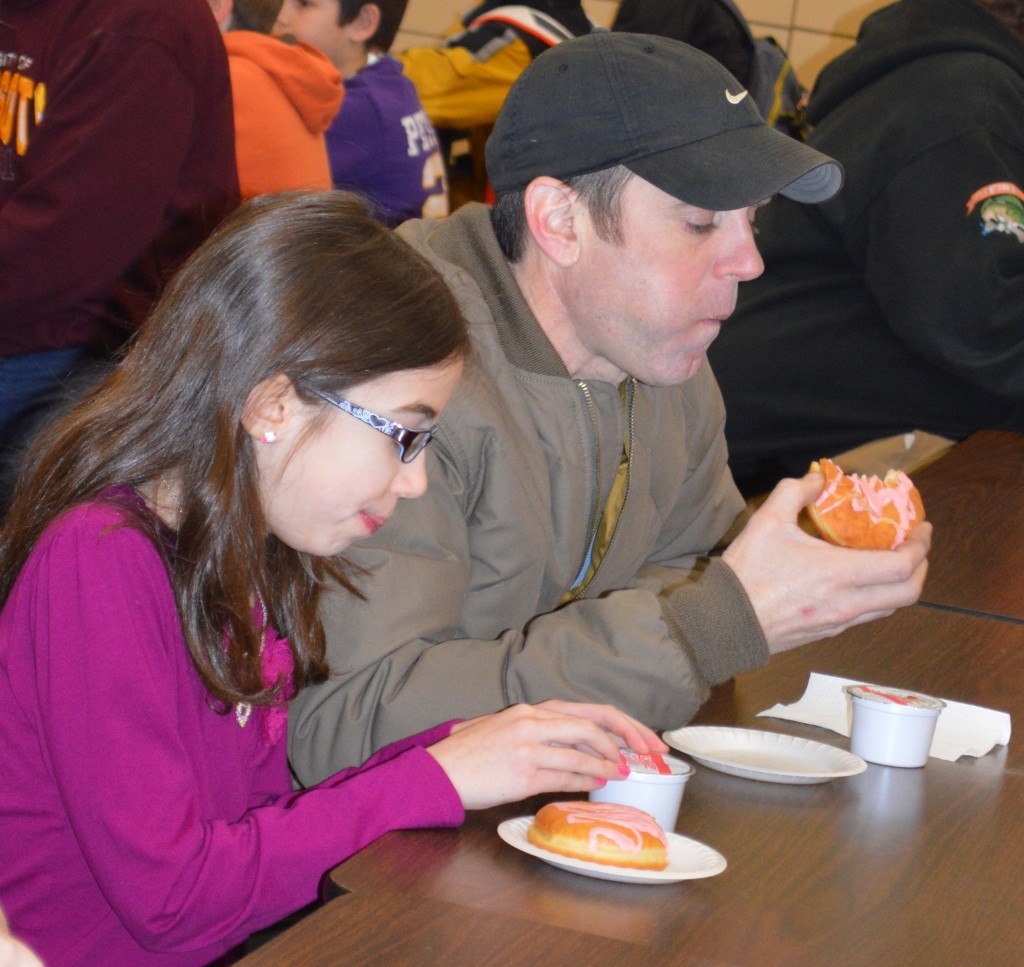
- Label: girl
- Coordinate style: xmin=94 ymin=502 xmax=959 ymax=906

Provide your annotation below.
xmin=0 ymin=193 xmax=664 ymax=966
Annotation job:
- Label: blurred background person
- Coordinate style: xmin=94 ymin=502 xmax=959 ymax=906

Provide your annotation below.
xmin=395 ymin=1 xmax=594 ymax=208
xmin=209 ymin=0 xmax=343 ymax=199
xmin=0 ymin=0 xmax=238 ymax=514
xmin=708 ymin=0 xmax=1024 ymax=495
xmin=611 ymin=0 xmax=807 ymax=135
xmin=396 ymin=0 xmax=592 ymax=131
xmin=275 ymin=0 xmax=448 ymax=224
xmin=613 ymin=0 xmax=755 ymax=88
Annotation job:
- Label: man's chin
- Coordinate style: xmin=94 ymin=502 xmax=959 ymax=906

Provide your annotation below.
xmin=635 ymin=353 xmax=707 ymax=387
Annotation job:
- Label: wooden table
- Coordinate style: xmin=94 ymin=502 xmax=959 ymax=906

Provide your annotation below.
xmin=241 ymin=432 xmax=1023 ymax=965
xmin=313 ymin=609 xmax=1021 ymax=966
xmin=238 ymin=891 xmax=666 ymax=967
xmin=912 ymin=429 xmax=1024 ymax=622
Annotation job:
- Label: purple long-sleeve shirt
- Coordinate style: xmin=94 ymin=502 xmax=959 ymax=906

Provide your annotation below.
xmin=326 ymin=55 xmax=448 ymax=227
xmin=0 ymin=495 xmax=463 ymax=966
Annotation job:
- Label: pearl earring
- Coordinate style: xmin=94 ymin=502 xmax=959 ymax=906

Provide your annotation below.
xmin=260 ymin=431 xmax=277 ymax=444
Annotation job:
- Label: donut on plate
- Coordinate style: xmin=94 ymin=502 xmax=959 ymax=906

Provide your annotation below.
xmin=808 ymin=458 xmax=925 ymax=550
xmin=527 ymin=801 xmax=669 ymax=870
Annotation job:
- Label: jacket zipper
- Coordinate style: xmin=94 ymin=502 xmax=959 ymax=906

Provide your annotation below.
xmin=567 ymin=378 xmax=636 ymax=602
xmin=576 ymin=380 xmax=602 ymax=587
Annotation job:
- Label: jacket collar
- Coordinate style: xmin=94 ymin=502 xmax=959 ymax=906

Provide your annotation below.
xmin=427 ymin=203 xmax=571 ymax=378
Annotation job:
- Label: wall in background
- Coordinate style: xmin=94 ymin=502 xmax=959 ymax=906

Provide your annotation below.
xmin=395 ymin=0 xmax=894 ymax=90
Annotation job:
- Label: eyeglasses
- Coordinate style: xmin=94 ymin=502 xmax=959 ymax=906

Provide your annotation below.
xmin=310 ymin=389 xmax=438 ymax=463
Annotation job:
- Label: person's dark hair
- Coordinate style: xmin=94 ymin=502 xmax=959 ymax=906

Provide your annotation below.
xmin=977 ymin=0 xmax=1024 ymax=41
xmin=339 ymin=0 xmax=408 ymax=52
xmin=490 ymin=165 xmax=635 ymax=262
xmin=231 ymin=0 xmax=284 ymax=33
xmin=0 ymin=191 xmax=468 ymax=709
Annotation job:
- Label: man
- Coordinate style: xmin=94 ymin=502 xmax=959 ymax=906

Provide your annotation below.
xmin=288 ymin=33 xmax=931 ymax=785
xmin=708 ymin=0 xmax=1024 ymax=495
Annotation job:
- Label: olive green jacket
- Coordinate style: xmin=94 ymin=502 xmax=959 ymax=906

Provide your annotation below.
xmin=288 ymin=204 xmax=767 ymax=785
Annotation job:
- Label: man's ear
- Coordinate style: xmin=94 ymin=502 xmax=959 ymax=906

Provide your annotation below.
xmin=241 ymin=373 xmax=299 ymax=443
xmin=522 ymin=177 xmax=583 ymax=268
xmin=348 ymin=2 xmax=381 ymax=43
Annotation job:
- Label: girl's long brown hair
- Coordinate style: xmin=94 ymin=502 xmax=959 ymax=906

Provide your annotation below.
xmin=0 ymin=192 xmax=468 ymax=708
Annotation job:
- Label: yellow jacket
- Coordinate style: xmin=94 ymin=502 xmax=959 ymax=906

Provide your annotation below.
xmin=397 ymin=37 xmax=530 ymax=131
xmin=397 ymin=3 xmax=591 ymax=130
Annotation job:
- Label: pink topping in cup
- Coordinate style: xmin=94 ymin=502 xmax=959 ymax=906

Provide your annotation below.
xmin=846 ymin=684 xmax=945 ymax=710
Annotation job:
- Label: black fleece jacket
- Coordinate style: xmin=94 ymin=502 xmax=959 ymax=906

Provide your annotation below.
xmin=709 ymin=0 xmax=1024 ymax=493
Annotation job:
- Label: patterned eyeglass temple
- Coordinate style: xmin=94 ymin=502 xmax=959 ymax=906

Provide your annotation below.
xmin=310 ymin=389 xmax=438 ymax=463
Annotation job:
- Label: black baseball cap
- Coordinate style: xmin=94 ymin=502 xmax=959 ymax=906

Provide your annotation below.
xmin=486 ymin=32 xmax=843 ymax=210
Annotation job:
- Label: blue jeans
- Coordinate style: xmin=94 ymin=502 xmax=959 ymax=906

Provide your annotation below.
xmin=0 ymin=347 xmax=85 ymax=439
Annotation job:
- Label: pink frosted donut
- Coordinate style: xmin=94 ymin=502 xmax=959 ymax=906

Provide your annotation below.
xmin=527 ymin=801 xmax=668 ymax=870
xmin=808 ymin=458 xmax=926 ymax=550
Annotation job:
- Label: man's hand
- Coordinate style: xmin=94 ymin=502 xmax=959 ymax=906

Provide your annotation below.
xmin=722 ymin=471 xmax=931 ymax=654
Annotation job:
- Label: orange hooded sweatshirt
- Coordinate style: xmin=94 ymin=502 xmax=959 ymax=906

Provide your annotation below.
xmin=224 ymin=32 xmax=343 ymax=199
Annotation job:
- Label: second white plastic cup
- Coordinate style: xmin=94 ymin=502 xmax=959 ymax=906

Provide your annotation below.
xmin=845 ymin=684 xmax=945 ymax=768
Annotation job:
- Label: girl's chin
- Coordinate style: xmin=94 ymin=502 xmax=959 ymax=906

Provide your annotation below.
xmin=276 ymin=530 xmax=356 ymax=558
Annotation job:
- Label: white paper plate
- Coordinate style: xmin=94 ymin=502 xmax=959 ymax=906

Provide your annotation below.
xmin=663 ymin=726 xmax=867 ymax=785
xmin=497 ymin=815 xmax=726 ymax=884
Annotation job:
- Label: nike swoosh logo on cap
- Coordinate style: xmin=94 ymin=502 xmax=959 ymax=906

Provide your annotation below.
xmin=725 ymin=89 xmax=748 ymax=105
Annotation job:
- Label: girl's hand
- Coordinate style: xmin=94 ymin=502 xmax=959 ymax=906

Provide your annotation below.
xmin=428 ymin=702 xmax=666 ymax=811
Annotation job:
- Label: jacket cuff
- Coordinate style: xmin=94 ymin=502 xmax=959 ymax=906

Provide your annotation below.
xmin=660 ymin=558 xmax=768 ymax=686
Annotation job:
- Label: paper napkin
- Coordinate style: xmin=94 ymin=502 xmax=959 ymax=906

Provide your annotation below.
xmin=757 ymin=672 xmax=1012 ymax=762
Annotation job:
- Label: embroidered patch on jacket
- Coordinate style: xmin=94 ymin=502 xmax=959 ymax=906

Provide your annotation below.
xmin=965 ymin=182 xmax=1024 ymax=244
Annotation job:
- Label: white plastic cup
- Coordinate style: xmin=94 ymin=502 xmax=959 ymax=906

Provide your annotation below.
xmin=588 ymin=750 xmax=694 ymax=831
xmin=845 ymin=684 xmax=945 ymax=768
